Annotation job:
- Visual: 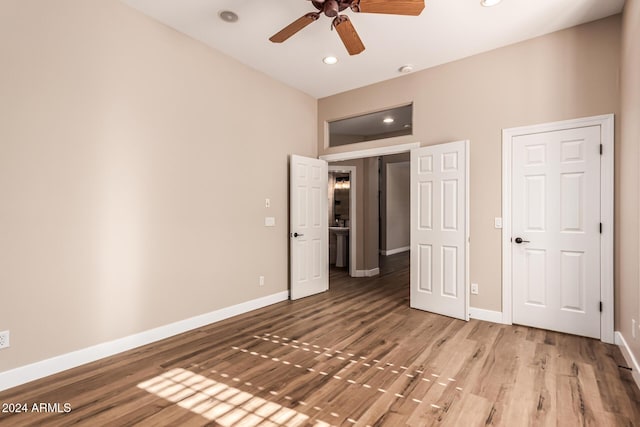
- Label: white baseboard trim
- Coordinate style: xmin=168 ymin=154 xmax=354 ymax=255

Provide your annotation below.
xmin=0 ymin=291 xmax=289 ymax=393
xmin=353 ymin=268 xmax=380 ymax=278
xmin=468 ymin=307 xmax=505 ymax=324
xmin=615 ymin=331 xmax=640 ymax=390
xmin=380 ymin=246 xmax=410 ymax=256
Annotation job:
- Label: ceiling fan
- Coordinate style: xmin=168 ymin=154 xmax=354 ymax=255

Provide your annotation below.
xmin=269 ymin=0 xmax=425 ymax=56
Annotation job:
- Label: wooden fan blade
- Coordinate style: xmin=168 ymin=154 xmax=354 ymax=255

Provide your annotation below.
xmin=356 ymin=0 xmax=424 ymax=16
xmin=334 ymin=16 xmax=365 ymax=56
xmin=269 ymin=13 xmax=319 ymax=43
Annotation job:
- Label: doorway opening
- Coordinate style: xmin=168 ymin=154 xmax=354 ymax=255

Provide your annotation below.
xmin=318 ymin=141 xmax=470 ymax=321
xmin=328 ymin=166 xmax=357 ymax=278
xmin=327 ymin=152 xmax=411 ymax=281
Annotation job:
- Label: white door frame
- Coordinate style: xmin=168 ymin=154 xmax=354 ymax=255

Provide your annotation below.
xmin=328 ymin=165 xmax=357 ymax=277
xmin=319 ymin=142 xmax=421 ymax=163
xmin=502 ymin=114 xmax=614 ymax=343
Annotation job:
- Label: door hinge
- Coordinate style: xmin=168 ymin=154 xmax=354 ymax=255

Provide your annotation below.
xmin=600 ymin=144 xmax=603 ymax=155
xmin=599 ymin=301 xmax=603 ymax=312
xmin=600 ymin=223 xmax=603 ymax=234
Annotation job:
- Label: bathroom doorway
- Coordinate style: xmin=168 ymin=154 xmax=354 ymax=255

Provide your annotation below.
xmin=321 ymin=144 xmax=417 ymax=284
xmin=328 ymin=153 xmax=411 ymax=279
xmin=328 ymin=165 xmax=357 ymax=277
xmin=319 ymin=141 xmax=469 ymax=320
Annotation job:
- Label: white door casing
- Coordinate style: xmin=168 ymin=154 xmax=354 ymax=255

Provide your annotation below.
xmin=410 ymin=141 xmax=469 ymax=320
xmin=290 ymin=155 xmax=328 ymax=300
xmin=502 ymin=114 xmax=614 ymax=343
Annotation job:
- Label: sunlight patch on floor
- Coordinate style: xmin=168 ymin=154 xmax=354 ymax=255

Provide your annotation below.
xmin=232 ymin=343 xmax=463 ymax=395
xmin=137 ymin=368 xmax=331 ymax=427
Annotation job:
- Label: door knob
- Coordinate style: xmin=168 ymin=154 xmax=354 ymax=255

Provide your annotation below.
xmin=514 ymin=237 xmax=530 ymax=244
xmin=292 ymin=232 xmax=304 ymax=238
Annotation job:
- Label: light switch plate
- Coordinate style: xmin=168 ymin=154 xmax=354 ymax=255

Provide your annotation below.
xmin=0 ymin=331 xmax=9 ymax=349
xmin=264 ymin=217 xmax=275 ymax=227
xmin=265 ymin=198 xmax=271 ymax=208
xmin=494 ymin=217 xmax=503 ymax=229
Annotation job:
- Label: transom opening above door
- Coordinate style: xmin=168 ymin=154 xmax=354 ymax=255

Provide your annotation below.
xmin=328 ymin=104 xmax=413 ymax=147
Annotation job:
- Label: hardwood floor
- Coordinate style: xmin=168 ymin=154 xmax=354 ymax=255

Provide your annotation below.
xmin=1 ymin=252 xmax=639 ymax=426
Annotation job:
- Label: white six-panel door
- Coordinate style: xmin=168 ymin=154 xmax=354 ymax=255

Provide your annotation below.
xmin=511 ymin=126 xmax=601 ymax=338
xmin=290 ymin=155 xmax=328 ymax=300
xmin=410 ymin=141 xmax=469 ymax=320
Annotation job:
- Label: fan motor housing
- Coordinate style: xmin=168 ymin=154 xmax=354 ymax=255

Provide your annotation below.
xmin=312 ymin=0 xmax=354 ymax=17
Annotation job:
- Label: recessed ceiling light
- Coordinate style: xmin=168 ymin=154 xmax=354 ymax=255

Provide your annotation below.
xmin=383 ymin=117 xmax=395 ymax=124
xmin=219 ymin=10 xmax=239 ymax=23
xmin=323 ymin=56 xmax=338 ymax=65
xmin=480 ymin=0 xmax=502 ymax=6
xmin=398 ymin=65 xmax=414 ymax=73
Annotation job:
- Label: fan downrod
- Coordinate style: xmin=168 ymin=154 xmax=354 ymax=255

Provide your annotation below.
xmin=311 ymin=0 xmax=354 ymax=17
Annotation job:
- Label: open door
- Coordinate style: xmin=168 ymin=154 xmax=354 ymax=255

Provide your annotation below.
xmin=290 ymin=155 xmax=329 ymax=300
xmin=410 ymin=141 xmax=469 ymax=320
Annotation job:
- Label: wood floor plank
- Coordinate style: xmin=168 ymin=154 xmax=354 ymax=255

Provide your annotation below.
xmin=0 ymin=253 xmax=638 ymax=426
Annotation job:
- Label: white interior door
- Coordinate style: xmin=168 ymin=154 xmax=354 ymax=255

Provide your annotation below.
xmin=290 ymin=155 xmax=328 ymax=300
xmin=410 ymin=141 xmax=469 ymax=320
xmin=511 ymin=126 xmax=601 ymax=338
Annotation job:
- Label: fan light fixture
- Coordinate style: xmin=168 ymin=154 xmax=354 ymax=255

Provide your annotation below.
xmin=383 ymin=117 xmax=395 ymax=124
xmin=480 ymin=0 xmax=502 ymax=6
xmin=323 ymin=56 xmax=338 ymax=65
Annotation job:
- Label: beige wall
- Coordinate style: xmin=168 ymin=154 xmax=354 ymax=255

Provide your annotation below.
xmin=0 ymin=0 xmax=316 ymax=372
xmin=363 ymin=157 xmax=380 ymax=270
xmin=380 ymin=153 xmax=410 ymax=252
xmin=319 ymin=16 xmax=621 ymax=312
xmin=384 ymin=162 xmax=410 ymax=252
xmin=620 ymin=0 xmax=640 ymax=366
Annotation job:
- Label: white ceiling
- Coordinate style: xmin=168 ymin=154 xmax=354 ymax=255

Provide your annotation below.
xmin=122 ymin=0 xmax=624 ymax=99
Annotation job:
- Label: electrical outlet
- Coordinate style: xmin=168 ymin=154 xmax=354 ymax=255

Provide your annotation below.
xmin=0 ymin=331 xmax=10 ymax=349
xmin=471 ymin=283 xmax=479 ymax=295
xmin=259 ymin=276 xmax=265 ymax=286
